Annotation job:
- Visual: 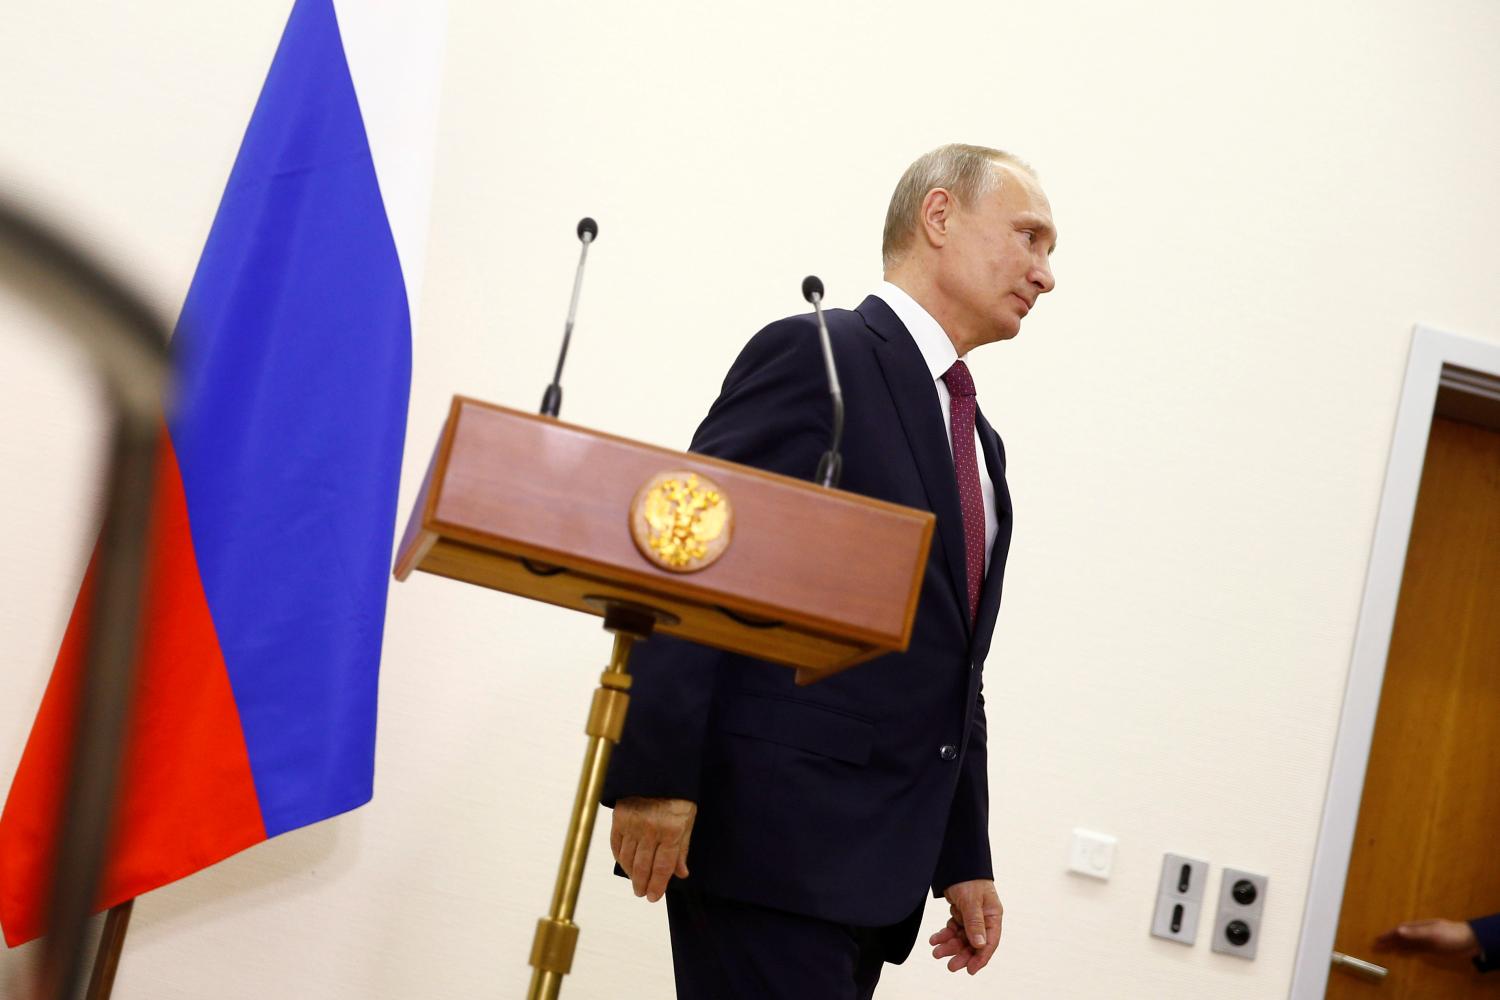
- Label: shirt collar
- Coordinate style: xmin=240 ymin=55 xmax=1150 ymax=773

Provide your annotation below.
xmin=874 ymin=280 xmax=959 ymax=383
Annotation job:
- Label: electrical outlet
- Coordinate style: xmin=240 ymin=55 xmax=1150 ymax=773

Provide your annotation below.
xmin=1150 ymin=853 xmax=1208 ymax=946
xmin=1210 ymin=868 xmax=1268 ymax=960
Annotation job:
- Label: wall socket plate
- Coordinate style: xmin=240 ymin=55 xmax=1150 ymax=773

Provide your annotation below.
xmin=1210 ymin=868 xmax=1268 ymax=960
xmin=1150 ymin=853 xmax=1209 ymax=946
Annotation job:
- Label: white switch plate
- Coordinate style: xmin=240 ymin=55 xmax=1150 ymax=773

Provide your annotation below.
xmin=1068 ymin=828 xmax=1117 ymax=880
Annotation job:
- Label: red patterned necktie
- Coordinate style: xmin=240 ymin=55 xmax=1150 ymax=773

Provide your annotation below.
xmin=942 ymin=360 xmax=985 ymax=628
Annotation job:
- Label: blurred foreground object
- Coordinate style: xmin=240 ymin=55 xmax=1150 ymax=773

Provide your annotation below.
xmin=0 ymin=195 xmax=171 ymax=1000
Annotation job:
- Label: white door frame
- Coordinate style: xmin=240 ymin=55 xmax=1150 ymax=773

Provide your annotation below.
xmin=1290 ymin=324 xmax=1500 ymax=997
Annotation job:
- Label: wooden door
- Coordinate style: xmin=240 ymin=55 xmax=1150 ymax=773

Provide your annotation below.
xmin=1328 ymin=417 xmax=1500 ymax=997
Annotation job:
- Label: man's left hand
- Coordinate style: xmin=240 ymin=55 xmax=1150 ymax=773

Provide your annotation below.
xmin=929 ymin=879 xmax=1003 ymax=975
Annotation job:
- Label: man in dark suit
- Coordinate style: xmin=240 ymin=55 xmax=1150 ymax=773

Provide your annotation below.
xmin=601 ymin=143 xmax=1058 ymax=998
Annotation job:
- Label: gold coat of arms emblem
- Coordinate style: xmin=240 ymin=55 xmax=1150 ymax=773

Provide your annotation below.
xmin=630 ymin=471 xmax=733 ymax=572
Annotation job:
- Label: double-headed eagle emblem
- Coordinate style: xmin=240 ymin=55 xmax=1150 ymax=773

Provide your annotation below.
xmin=630 ymin=471 xmax=733 ymax=572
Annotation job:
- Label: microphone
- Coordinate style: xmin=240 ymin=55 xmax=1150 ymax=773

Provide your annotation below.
xmin=801 ymin=275 xmax=844 ymax=488
xmin=539 ymin=217 xmax=598 ymax=417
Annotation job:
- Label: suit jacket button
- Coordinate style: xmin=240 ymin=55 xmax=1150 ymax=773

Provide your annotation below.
xmin=939 ymin=744 xmax=958 ymax=761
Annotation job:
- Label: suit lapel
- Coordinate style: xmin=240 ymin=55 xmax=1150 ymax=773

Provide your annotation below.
xmin=857 ymin=296 xmax=970 ymax=623
xmin=972 ymin=407 xmax=1010 ymax=660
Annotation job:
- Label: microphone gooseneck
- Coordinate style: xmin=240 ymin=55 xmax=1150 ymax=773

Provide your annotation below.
xmin=540 ymin=217 xmax=598 ymax=418
xmin=801 ymin=275 xmax=844 ymax=488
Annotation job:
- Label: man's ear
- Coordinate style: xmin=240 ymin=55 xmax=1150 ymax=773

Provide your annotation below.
xmin=920 ymin=188 xmax=952 ymax=249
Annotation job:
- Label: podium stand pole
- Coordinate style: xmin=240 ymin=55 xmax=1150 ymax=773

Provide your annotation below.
xmin=526 ymin=601 xmax=662 ymax=1000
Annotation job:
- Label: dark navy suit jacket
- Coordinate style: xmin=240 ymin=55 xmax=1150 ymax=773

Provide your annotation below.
xmin=601 ymin=295 xmax=1012 ymax=955
xmin=1474 ymin=913 xmax=1500 ymax=972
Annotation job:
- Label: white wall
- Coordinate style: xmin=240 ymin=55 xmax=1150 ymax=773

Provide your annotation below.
xmin=3 ymin=1 xmax=1499 ymax=997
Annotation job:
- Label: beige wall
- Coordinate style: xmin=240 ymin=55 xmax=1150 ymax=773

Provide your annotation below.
xmin=3 ymin=1 xmax=1499 ymax=997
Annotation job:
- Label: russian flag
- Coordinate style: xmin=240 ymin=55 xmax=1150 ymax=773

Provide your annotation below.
xmin=0 ymin=0 xmax=444 ymax=947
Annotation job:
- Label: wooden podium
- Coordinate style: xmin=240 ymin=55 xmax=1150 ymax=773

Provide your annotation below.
xmin=393 ymin=396 xmax=934 ymax=997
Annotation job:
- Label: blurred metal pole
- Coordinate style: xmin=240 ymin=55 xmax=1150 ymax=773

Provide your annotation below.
xmin=0 ymin=196 xmax=172 ymax=1000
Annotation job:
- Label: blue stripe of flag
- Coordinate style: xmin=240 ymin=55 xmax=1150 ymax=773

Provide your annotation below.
xmin=168 ymin=0 xmax=410 ymax=836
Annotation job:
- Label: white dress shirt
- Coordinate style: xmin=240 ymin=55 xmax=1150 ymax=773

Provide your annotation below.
xmin=873 ymin=281 xmax=999 ymax=573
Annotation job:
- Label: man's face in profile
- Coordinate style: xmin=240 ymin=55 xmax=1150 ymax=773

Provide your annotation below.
xmin=938 ymin=165 xmax=1057 ymax=347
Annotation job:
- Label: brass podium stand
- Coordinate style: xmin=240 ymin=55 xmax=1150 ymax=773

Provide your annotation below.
xmin=394 ymin=396 xmax=934 ymax=997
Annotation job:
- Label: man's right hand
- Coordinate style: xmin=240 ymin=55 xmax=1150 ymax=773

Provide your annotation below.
xmin=609 ymin=796 xmax=697 ymax=902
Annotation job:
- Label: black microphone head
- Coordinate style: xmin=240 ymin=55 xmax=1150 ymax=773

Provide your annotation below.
xmin=801 ymin=275 xmax=824 ymax=303
xmin=576 ymin=217 xmax=598 ymax=241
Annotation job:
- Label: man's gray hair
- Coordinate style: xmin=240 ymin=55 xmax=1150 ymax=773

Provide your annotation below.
xmin=881 ymin=144 xmax=1034 ymax=270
